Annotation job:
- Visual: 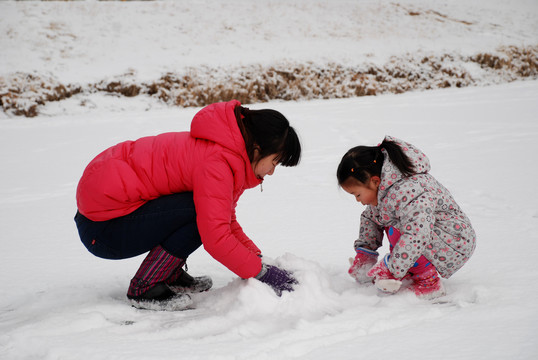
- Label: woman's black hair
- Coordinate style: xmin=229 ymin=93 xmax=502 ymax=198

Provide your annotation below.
xmin=235 ymin=105 xmax=301 ymax=166
xmin=337 ymin=139 xmax=415 ymax=185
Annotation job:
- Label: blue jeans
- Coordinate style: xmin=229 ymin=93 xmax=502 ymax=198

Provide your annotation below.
xmin=74 ymin=193 xmax=202 ymax=260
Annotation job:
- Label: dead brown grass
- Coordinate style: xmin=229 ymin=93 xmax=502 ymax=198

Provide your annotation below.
xmin=471 ymin=46 xmax=538 ymax=76
xmin=1 ymin=45 xmax=537 ymax=117
xmin=0 ymin=73 xmax=81 ymax=117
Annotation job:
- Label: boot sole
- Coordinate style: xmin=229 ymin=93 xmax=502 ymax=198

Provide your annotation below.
xmin=129 ymin=293 xmax=194 ymax=311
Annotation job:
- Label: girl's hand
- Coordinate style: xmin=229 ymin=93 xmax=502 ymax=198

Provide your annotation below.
xmin=367 ymin=254 xmax=402 ymax=294
xmin=348 ymin=247 xmax=379 ymax=283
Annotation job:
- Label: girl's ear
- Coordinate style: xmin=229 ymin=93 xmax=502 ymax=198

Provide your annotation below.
xmin=370 ymin=176 xmax=381 ymax=188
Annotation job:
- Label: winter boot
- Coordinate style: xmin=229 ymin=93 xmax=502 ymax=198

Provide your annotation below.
xmin=168 ymin=268 xmax=213 ymax=294
xmin=127 ymin=245 xmax=192 ymax=310
xmin=410 ymin=265 xmax=446 ymax=300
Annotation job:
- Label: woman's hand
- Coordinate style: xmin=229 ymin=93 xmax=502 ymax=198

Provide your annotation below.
xmin=256 ymin=264 xmax=297 ymax=296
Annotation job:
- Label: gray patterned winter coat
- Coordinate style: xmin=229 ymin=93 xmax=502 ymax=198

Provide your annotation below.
xmin=354 ymin=136 xmax=476 ymax=279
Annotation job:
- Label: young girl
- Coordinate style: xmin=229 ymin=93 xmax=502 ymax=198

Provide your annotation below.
xmin=74 ymin=100 xmax=301 ymax=310
xmin=337 ymin=136 xmax=476 ymax=299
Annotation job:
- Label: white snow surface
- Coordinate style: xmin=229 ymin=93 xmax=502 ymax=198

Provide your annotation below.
xmin=1 ymin=0 xmax=537 ymax=83
xmin=1 ymin=1 xmax=538 ymax=359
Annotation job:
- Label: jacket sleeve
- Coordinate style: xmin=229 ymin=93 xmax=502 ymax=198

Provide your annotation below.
xmin=192 ymin=158 xmax=262 ymax=279
xmin=387 ymin=187 xmax=436 ymax=278
xmin=354 ymin=206 xmax=384 ymax=251
xmin=230 ymin=206 xmax=262 ymax=255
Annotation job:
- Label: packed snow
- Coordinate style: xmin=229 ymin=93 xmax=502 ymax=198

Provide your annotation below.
xmin=1 ymin=1 xmax=537 ymax=359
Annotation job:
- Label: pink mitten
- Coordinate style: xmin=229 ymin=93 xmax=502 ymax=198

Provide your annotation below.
xmin=348 ymin=247 xmax=378 ymax=283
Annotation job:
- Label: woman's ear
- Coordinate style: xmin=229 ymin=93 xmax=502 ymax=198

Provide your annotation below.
xmin=252 ymin=144 xmax=262 ymax=163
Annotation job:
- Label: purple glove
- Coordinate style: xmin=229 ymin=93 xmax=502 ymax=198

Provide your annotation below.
xmin=255 ymin=264 xmax=297 ymax=296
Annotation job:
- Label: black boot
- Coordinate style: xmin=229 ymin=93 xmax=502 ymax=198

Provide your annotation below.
xmin=168 ymin=269 xmax=213 ymax=293
xmin=127 ymin=282 xmax=175 ymax=301
xmin=128 ymin=283 xmax=193 ymax=311
xmin=126 ymin=246 xmax=193 ymax=311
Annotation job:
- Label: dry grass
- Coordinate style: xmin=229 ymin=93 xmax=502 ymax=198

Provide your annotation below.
xmin=471 ymin=46 xmax=538 ymax=76
xmin=1 ymin=45 xmax=537 ymax=117
xmin=0 ymin=73 xmax=81 ymax=117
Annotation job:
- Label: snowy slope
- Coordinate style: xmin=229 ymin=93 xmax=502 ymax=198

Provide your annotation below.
xmin=2 ymin=0 xmax=537 ymax=82
xmin=1 ymin=0 xmax=537 ymax=116
xmin=1 ymin=1 xmax=538 ymax=359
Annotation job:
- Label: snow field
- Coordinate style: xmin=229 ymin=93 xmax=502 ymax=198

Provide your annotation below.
xmin=1 ymin=0 xmax=538 ymax=359
xmin=1 ymin=80 xmax=537 ymax=359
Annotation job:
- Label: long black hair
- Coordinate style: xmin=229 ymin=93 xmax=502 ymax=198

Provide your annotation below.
xmin=235 ymin=105 xmax=301 ymax=166
xmin=337 ymin=139 xmax=414 ymax=185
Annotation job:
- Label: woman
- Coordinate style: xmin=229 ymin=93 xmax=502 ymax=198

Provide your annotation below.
xmin=74 ymin=100 xmax=301 ymax=309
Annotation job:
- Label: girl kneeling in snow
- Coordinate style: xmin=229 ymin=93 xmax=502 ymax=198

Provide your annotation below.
xmin=74 ymin=100 xmax=301 ymax=309
xmin=337 ymin=136 xmax=476 ymax=299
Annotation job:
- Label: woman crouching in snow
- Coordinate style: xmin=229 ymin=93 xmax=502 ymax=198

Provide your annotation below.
xmin=338 ymin=136 xmax=476 ymax=299
xmin=74 ymin=100 xmax=301 ymax=309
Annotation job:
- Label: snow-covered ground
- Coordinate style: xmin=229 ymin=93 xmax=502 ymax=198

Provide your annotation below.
xmin=1 ymin=1 xmax=538 ymax=359
xmin=1 ymin=80 xmax=537 ymax=360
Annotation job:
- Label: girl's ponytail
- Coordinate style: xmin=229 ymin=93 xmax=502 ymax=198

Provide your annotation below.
xmin=379 ymin=139 xmax=414 ymax=177
xmin=337 ymin=139 xmax=414 ymax=185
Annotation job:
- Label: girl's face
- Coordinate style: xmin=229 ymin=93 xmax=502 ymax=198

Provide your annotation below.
xmin=341 ymin=177 xmax=380 ymax=206
xmin=252 ymin=153 xmax=279 ymax=180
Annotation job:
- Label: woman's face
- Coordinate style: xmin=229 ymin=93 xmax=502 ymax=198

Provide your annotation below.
xmin=252 ymin=153 xmax=279 ymax=181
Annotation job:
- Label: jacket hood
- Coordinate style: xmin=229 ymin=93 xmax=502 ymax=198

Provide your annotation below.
xmin=190 ymin=100 xmax=261 ymax=188
xmin=378 ymin=135 xmax=431 ymax=200
xmin=191 ymin=100 xmax=244 ymax=153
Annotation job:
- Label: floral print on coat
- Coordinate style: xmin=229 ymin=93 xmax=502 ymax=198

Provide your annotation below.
xmin=354 ymin=136 xmax=476 ymax=279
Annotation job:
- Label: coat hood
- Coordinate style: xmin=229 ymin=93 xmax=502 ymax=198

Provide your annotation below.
xmin=191 ymin=100 xmax=244 ymax=154
xmin=190 ymin=100 xmax=261 ymax=189
xmin=377 ymin=135 xmax=431 ymax=200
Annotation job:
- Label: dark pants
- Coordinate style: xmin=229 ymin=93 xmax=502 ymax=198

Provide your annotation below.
xmin=74 ymin=193 xmax=202 ymax=260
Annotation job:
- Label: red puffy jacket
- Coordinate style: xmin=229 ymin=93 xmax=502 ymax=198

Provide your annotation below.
xmin=76 ymin=100 xmax=263 ymax=278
